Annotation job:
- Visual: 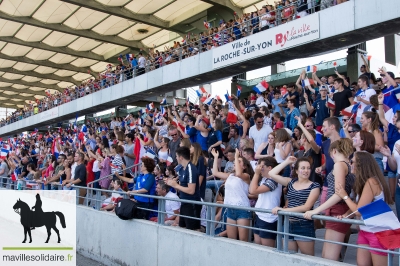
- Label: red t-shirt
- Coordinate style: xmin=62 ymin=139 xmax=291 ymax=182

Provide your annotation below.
xmin=274 ymin=121 xmax=284 ymax=130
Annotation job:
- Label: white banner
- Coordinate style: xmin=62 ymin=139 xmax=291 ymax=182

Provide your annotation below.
xmin=40 ymin=108 xmax=59 ymax=123
xmin=212 ymin=13 xmax=320 ymax=69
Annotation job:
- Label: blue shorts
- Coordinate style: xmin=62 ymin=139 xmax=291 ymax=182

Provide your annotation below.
xmin=227 ymin=208 xmax=252 ymax=221
xmin=288 ymin=220 xmax=315 ymax=242
xmin=253 ymin=216 xmax=277 ymax=240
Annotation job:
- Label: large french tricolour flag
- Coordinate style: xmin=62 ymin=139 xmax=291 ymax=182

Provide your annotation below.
xmin=358 ymin=199 xmax=400 ymax=249
xmin=341 ymin=103 xmax=360 ymax=117
xmin=253 ymin=80 xmax=269 ymax=94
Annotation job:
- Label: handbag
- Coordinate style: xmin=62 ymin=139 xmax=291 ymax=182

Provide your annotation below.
xmin=115 ymin=199 xmax=138 ymax=220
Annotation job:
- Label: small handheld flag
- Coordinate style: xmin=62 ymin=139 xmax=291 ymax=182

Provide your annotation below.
xmin=146 ymin=102 xmax=154 ymax=110
xmin=173 ymin=98 xmax=179 ymax=106
xmin=333 ymin=61 xmax=337 ymax=71
xmin=306 ymin=65 xmax=317 ymax=73
xmin=237 ymin=85 xmax=242 ymax=97
xmin=160 ymin=98 xmax=167 ymax=105
xmin=253 ymin=80 xmax=269 ymax=94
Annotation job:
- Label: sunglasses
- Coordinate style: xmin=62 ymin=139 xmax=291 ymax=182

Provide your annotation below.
xmin=342 ymin=119 xmax=348 ymax=122
xmin=348 ymin=130 xmax=358 ymax=133
xmin=171 ymin=134 xmax=178 ymax=137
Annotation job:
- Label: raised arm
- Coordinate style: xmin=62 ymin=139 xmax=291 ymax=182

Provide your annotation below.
xmin=295 ymin=116 xmax=320 ymax=153
xmin=268 ymin=156 xmax=295 ymax=187
xmin=211 ymin=148 xmax=229 ymax=180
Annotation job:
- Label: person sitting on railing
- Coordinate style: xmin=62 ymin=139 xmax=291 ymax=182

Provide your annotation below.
xmin=269 ymin=156 xmax=320 ymax=255
xmin=153 ymin=180 xmax=180 ymax=226
xmin=335 ymin=151 xmax=392 ymax=266
xmin=210 ymin=148 xmax=254 ymax=241
xmin=116 ymin=157 xmax=156 ymax=220
xmin=100 ymin=179 xmax=124 ymax=212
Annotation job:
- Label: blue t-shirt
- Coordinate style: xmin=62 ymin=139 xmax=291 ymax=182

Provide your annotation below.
xmin=178 ymin=162 xmax=200 ymax=201
xmin=272 ymin=98 xmax=285 ymax=114
xmin=196 ymin=131 xmax=208 ymax=151
xmin=186 ymin=126 xmax=198 ymax=143
xmin=133 ymin=173 xmax=156 ymax=203
xmin=312 ymin=98 xmax=330 ymax=126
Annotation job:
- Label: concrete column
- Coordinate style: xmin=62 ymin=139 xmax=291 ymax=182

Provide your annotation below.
xmin=346 ymin=42 xmax=367 ymax=85
xmin=271 ymin=63 xmax=286 ymax=75
xmin=231 ymin=73 xmax=246 ymax=96
xmin=84 ymin=114 xmax=93 ymax=125
xmin=115 ymin=105 xmax=127 ymax=118
xmin=384 ymin=34 xmax=400 ymax=66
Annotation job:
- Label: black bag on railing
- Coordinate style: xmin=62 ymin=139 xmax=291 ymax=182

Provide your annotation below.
xmin=115 ymin=199 xmax=138 ymax=220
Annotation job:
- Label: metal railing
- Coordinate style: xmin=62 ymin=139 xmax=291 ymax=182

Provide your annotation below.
xmin=0 ymin=1 xmax=328 ymax=127
xmin=3 ymin=177 xmax=398 ymax=266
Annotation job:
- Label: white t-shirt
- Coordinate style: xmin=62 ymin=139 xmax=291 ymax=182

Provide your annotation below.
xmin=165 ymin=191 xmax=181 ymax=218
xmin=138 ymin=56 xmax=146 ymax=68
xmin=255 ymin=177 xmax=282 ymax=223
xmin=71 ymin=162 xmax=77 ymax=180
xmin=393 ymin=140 xmax=400 ymax=174
xmin=256 ymin=95 xmax=264 ymax=106
xmin=354 ymin=88 xmax=376 ymax=117
xmin=249 ymin=124 xmax=273 ymax=152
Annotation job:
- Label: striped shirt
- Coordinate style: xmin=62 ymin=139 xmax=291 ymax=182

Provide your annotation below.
xmin=287 ymin=179 xmax=320 ymax=221
xmin=110 ymin=154 xmax=124 ymax=175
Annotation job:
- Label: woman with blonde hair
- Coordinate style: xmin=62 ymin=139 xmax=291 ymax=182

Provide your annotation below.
xmin=274 ymin=128 xmax=292 ymax=177
xmin=255 ymin=132 xmax=275 ymax=159
xmin=190 ymin=143 xmax=207 ymax=199
xmin=304 ymin=138 xmax=355 ymax=261
xmin=336 ymin=151 xmax=392 ymax=266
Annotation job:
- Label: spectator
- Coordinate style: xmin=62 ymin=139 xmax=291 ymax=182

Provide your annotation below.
xmin=165 ymin=147 xmax=201 ymax=230
xmin=64 ymin=152 xmax=87 ymax=204
xmin=305 ymin=86 xmax=329 ymax=131
xmin=304 ymin=139 xmax=355 ymax=261
xmin=270 ymin=156 xmax=320 ymax=255
xmin=249 ymin=157 xmax=281 ymax=247
xmin=168 ymin=127 xmax=181 ymax=163
xmin=255 ymin=132 xmax=275 ymax=159
xmin=249 ymin=112 xmax=273 ymax=151
xmin=335 ymin=151 xmax=392 ymax=266
xmin=155 ymin=180 xmax=180 ymax=226
xmin=211 ymin=148 xmax=254 ymax=242
xmin=354 ymin=75 xmax=376 ymax=125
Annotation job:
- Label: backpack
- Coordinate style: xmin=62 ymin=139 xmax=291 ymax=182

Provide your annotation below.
xmin=115 ymin=199 xmax=138 ymax=220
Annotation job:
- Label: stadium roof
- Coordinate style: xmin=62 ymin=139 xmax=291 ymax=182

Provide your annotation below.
xmin=0 ymin=0 xmax=262 ymax=108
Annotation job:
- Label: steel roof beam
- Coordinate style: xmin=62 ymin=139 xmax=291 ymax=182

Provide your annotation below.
xmin=0 ymin=11 xmax=146 ymax=49
xmin=0 ymin=68 xmax=80 ymax=85
xmin=0 ymin=76 xmax=61 ymax=91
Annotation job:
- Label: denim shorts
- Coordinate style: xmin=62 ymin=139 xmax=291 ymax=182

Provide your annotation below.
xmin=289 ymin=219 xmax=315 ymax=242
xmin=253 ymin=216 xmax=277 ymax=240
xmin=227 ymin=208 xmax=252 ymax=221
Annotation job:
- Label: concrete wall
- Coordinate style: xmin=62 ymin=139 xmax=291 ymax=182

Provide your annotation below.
xmin=77 ymin=206 xmax=350 ymax=266
xmin=2 ymin=0 xmax=400 ymax=136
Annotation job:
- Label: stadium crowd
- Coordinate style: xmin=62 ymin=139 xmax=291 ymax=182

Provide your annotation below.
xmin=0 ymin=0 xmax=346 ymax=127
xmin=1 ymin=54 xmax=400 ymax=265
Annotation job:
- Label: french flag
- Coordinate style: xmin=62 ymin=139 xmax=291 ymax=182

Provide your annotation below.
xmin=327 ymin=97 xmax=335 ymax=109
xmin=144 ymin=148 xmax=157 ymax=159
xmin=224 ymin=91 xmax=231 ymax=102
xmin=118 ymin=54 xmax=123 ymax=62
xmin=146 ymin=102 xmax=154 ymax=110
xmin=166 ymin=156 xmax=174 ymax=166
xmin=358 ymin=199 xmax=400 ymax=249
xmin=160 ymin=98 xmax=167 ymax=105
xmin=203 ymin=20 xmax=210 ymax=29
xmin=0 ymin=148 xmax=9 ymax=159
xmin=226 ymin=101 xmax=238 ymax=124
xmin=306 ymin=65 xmax=317 ymax=73
xmin=173 ymin=98 xmax=179 ymax=106
xmin=161 ymin=106 xmax=166 ymax=116
xmin=253 ymin=80 xmax=269 ymax=94
xmin=196 ymin=89 xmax=203 ymax=97
xmin=301 ymin=79 xmax=315 ymax=87
xmin=237 ymin=85 xmax=242 ymax=97
xmin=203 ymin=96 xmax=213 ymax=105
xmin=341 ymin=103 xmax=360 ymax=117
xmin=51 ymin=139 xmax=59 ymax=159
xmin=136 ymin=118 xmax=143 ymax=125
xmin=126 ymin=54 xmax=133 ymax=61
xmin=186 ymin=97 xmax=190 ymax=106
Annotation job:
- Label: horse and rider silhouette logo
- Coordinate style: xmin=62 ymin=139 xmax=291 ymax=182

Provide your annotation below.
xmin=13 ymin=193 xmax=66 ymax=243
